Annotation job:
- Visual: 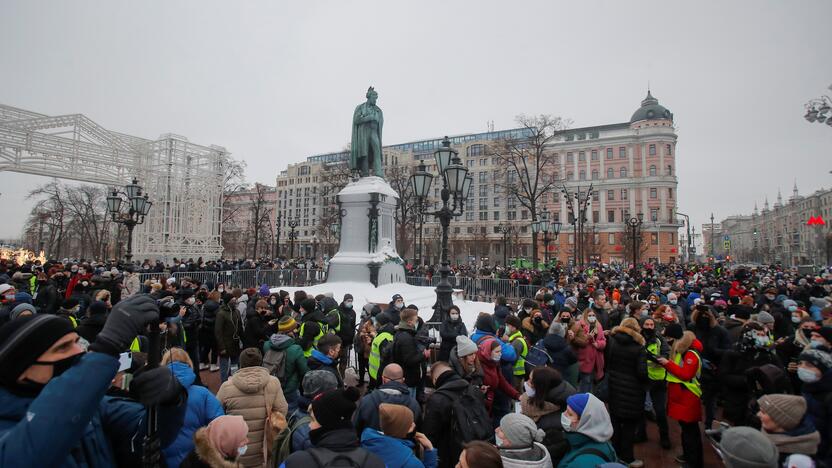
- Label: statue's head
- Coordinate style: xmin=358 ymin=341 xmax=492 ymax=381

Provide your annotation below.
xmin=366 ymin=86 xmax=378 ymax=105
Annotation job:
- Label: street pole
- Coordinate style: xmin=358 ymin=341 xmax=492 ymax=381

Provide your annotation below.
xmin=710 ymin=212 xmax=715 ymax=261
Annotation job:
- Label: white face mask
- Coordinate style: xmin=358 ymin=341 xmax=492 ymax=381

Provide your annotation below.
xmin=491 ymin=353 xmax=501 ymax=362
xmin=186 ymin=297 xmax=195 ymax=305
xmin=524 ymin=308 xmax=532 ymax=313
xmin=395 ymin=302 xmax=403 ymax=309
xmin=237 ymin=445 xmax=248 ymax=456
xmin=345 ymin=301 xmax=353 ymax=309
xmin=523 ymin=381 xmax=536 ymax=397
xmin=792 ymin=316 xmax=801 ymax=323
xmin=561 ymin=412 xmax=575 ymax=431
xmin=450 ymin=313 xmax=460 ymax=321
xmin=587 ymin=316 xmax=597 ymax=324
xmin=798 ymin=367 xmax=820 ymax=383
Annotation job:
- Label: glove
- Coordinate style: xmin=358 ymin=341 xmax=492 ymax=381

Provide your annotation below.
xmin=90 ymin=294 xmax=159 ymax=356
xmin=130 ymin=367 xmax=183 ymax=406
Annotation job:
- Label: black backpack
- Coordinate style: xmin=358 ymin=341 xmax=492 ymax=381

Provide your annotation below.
xmin=437 ymin=384 xmax=495 ymax=444
xmin=305 ymin=447 xmax=370 ymax=468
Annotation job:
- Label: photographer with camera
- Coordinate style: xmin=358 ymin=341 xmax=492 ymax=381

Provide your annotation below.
xmin=0 ymin=294 xmax=187 ymax=466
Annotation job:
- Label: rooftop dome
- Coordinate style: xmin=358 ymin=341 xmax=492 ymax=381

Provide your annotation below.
xmin=630 ymin=90 xmax=673 ymax=123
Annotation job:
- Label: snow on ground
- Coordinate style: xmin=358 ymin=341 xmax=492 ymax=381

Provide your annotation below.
xmin=272 ymin=281 xmax=494 ymax=331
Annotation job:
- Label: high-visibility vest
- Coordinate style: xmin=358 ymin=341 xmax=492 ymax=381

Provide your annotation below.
xmin=300 ymin=321 xmax=325 ymax=358
xmin=328 ymin=309 xmax=341 ymax=333
xmin=130 ymin=337 xmax=141 ymax=353
xmin=68 ymin=316 xmax=78 ymax=328
xmin=665 ymin=349 xmax=702 ymax=398
xmin=368 ymin=331 xmax=394 ymax=380
xmin=646 ymin=339 xmax=667 ymax=380
xmin=509 ymin=330 xmax=527 ymax=376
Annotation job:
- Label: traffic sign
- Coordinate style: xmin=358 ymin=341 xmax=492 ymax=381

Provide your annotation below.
xmin=723 ymin=240 xmax=731 ymax=250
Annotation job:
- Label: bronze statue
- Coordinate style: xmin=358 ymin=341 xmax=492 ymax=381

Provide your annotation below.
xmin=350 ymin=87 xmax=384 ymax=178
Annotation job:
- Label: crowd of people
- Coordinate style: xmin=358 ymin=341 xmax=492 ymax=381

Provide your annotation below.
xmin=0 ymin=257 xmax=831 ymax=468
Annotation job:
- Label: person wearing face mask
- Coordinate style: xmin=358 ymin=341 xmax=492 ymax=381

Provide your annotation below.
xmin=0 ymin=283 xmax=17 ymax=326
xmin=798 ymin=349 xmax=832 ymax=466
xmin=262 ymin=317 xmax=307 ymax=416
xmin=665 ymin=292 xmax=687 ymax=327
xmin=33 ymin=272 xmax=61 ymax=315
xmin=439 ymin=305 xmax=468 ymax=362
xmin=810 ymin=327 xmax=832 ymax=351
xmin=518 ymin=367 xmax=575 ymax=466
xmin=177 ymin=289 xmax=203 ymax=384
xmin=383 ymin=294 xmax=406 ymax=326
xmin=688 ymin=304 xmax=731 ymax=430
xmin=335 ymin=294 xmax=357 ymax=377
xmin=184 ymin=414 xmax=250 ymax=468
xmin=556 ymin=393 xmax=617 ymax=467
xmin=494 ymin=413 xmax=551 ymax=468
xmin=0 ymin=295 xmax=187 ymax=467
xmin=777 ymin=316 xmax=816 ymax=391
xmin=635 ymin=317 xmax=671 ymax=449
xmin=449 ymin=335 xmax=484 ymax=387
xmin=476 ymin=337 xmax=521 ymax=416
xmin=519 ymin=299 xmax=537 ymax=322
xmin=521 ymin=310 xmax=550 ymax=349
xmin=392 ymin=309 xmax=428 ymax=397
xmin=503 ymin=315 xmax=529 ymax=390
xmin=575 ymin=309 xmax=606 ymax=394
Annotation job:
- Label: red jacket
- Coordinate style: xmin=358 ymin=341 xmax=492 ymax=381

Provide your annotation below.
xmin=728 ymin=281 xmax=747 ymax=298
xmin=663 ymin=336 xmax=703 ymax=423
xmin=476 ymin=338 xmax=520 ymax=414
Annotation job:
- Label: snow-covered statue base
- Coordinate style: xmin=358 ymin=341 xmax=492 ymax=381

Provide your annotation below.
xmin=327 ymin=176 xmax=406 ymax=286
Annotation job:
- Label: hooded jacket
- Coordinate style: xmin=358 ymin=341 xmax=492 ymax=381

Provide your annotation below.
xmin=763 ymin=417 xmax=820 ymax=462
xmin=802 ymin=368 xmax=832 ymax=465
xmin=605 ymin=324 xmax=648 ymax=419
xmin=557 ymin=394 xmax=616 ymax=467
xmin=422 ymin=371 xmax=471 ymax=468
xmin=216 ymin=366 xmax=288 ymax=467
xmin=361 ymin=427 xmax=438 ymax=468
xmin=575 ymin=319 xmax=605 ymax=379
xmin=520 ymin=381 xmax=576 ymax=466
xmin=541 ymin=333 xmax=577 ymax=375
xmin=262 ymin=334 xmax=307 ymax=395
xmin=181 ymin=426 xmax=239 ymax=468
xmin=281 ymin=427 xmax=385 ymax=468
xmin=164 ymin=362 xmax=224 ymax=468
xmin=214 ymin=302 xmax=241 ymax=358
xmin=353 ymin=380 xmax=422 ymax=436
xmin=393 ymin=323 xmax=424 ymax=387
xmin=476 ymin=337 xmax=521 ymax=413
xmin=499 ymin=443 xmax=552 ymax=468
xmin=308 ymin=349 xmax=344 ymax=388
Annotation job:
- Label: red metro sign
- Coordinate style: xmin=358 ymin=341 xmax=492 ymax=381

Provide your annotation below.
xmin=807 ymin=216 xmax=826 ymax=226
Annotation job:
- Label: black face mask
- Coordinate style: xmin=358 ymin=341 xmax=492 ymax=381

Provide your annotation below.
xmin=561 ymin=317 xmax=571 ymax=324
xmin=802 ymin=328 xmax=814 ymax=339
xmin=11 ymin=352 xmax=83 ymax=397
xmin=643 ymin=328 xmax=655 ymax=339
xmin=696 ymin=315 xmax=711 ymax=328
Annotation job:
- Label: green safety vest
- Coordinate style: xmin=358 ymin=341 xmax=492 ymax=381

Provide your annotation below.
xmin=509 ymin=330 xmax=528 ymax=376
xmin=646 ymin=339 xmax=667 ymax=380
xmin=328 ymin=309 xmax=341 ymax=333
xmin=68 ymin=316 xmax=78 ymax=328
xmin=665 ymin=349 xmax=702 ymax=398
xmin=368 ymin=331 xmax=394 ymax=380
xmin=130 ymin=337 xmax=141 ymax=353
xmin=300 ymin=321 xmax=326 ymax=358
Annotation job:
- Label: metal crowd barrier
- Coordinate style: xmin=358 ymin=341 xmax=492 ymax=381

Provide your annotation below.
xmin=405 ymin=275 xmax=541 ymax=303
xmin=135 ymin=269 xmax=328 ymax=290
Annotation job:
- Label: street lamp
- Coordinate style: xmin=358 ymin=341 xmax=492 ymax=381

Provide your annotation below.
xmin=544 ymin=217 xmax=562 ymax=268
xmin=676 ymin=211 xmax=692 ymax=263
xmin=626 ymin=213 xmax=644 ymax=267
xmin=330 ymin=221 xmax=340 ymax=257
xmin=274 ymin=216 xmax=282 ymax=259
xmin=287 ymin=218 xmax=299 ymax=259
xmin=805 ymin=86 xmax=832 ymax=128
xmin=499 ymin=223 xmax=514 ymax=267
xmin=107 ymin=178 xmax=152 ymax=264
xmin=562 ymin=184 xmax=593 ymax=269
xmin=410 ymin=136 xmax=469 ymax=323
xmin=311 ymin=234 xmax=320 ymax=261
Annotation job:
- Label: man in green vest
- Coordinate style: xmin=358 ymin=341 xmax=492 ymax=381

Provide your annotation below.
xmin=636 ymin=316 xmax=671 ymax=449
xmin=503 ymin=315 xmax=527 ymax=391
xmin=368 ymin=314 xmax=395 ymax=390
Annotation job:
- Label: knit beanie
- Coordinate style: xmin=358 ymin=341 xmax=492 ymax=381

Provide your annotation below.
xmin=719 ymin=426 xmax=779 ymax=468
xmin=756 ymin=311 xmax=775 ymax=325
xmin=207 ymin=415 xmax=249 ymax=458
xmin=548 ymin=321 xmax=566 ymax=338
xmin=455 ymin=335 xmax=478 ymax=357
xmin=239 ymin=347 xmax=262 ymax=368
xmin=818 ymin=327 xmax=832 ymax=344
xmin=343 ymin=293 xmax=353 ymax=302
xmin=758 ymin=394 xmax=807 ymax=431
xmin=564 ymin=296 xmax=578 ymax=310
xmin=0 ymin=315 xmax=75 ymax=385
xmin=258 ymin=284 xmax=271 ymax=298
xmin=278 ymin=316 xmax=298 ymax=333
xmin=733 ymin=307 xmax=751 ymax=320
xmin=379 ymin=403 xmax=414 ymax=439
xmin=505 ymin=315 xmax=522 ymax=329
xmin=499 ymin=413 xmax=545 ymax=447
xmin=475 ymin=313 xmax=496 ymax=334
xmin=663 ymin=323 xmax=684 ymax=340
xmin=799 ymin=349 xmax=832 ymax=373
xmin=302 ymin=369 xmax=339 ymax=398
xmin=10 ymin=303 xmax=37 ymax=320
xmin=566 ymin=393 xmax=590 ymax=417
xmin=300 ymin=298 xmax=317 ymax=315
xmin=311 ymin=387 xmax=361 ymax=430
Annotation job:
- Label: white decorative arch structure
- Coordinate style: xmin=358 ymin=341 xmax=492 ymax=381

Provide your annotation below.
xmin=0 ymin=103 xmax=228 ymax=261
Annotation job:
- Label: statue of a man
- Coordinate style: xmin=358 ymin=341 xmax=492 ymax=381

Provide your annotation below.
xmin=350 ymin=87 xmax=384 ymax=178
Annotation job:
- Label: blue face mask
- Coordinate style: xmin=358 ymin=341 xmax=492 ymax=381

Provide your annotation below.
xmin=798 ymin=367 xmax=820 ymax=383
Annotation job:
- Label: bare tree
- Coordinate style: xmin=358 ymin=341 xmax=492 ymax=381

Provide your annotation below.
xmin=221 ymin=159 xmax=249 ymax=231
xmin=488 ymin=114 xmax=570 ymax=267
xmin=248 ymin=183 xmax=274 ymax=260
xmin=386 ymin=163 xmax=419 ymax=261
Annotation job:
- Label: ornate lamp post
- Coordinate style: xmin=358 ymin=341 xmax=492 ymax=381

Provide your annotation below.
xmin=410 ymin=137 xmax=471 ymax=323
xmin=311 ymin=234 xmax=320 ymax=261
xmin=287 ymin=218 xmax=299 ymax=259
xmin=562 ymin=184 xmax=593 ymax=268
xmin=544 ymin=215 xmax=562 ymax=268
xmin=330 ymin=222 xmax=340 ymax=257
xmin=107 ymin=178 xmax=152 ymax=264
xmin=499 ymin=223 xmax=514 ymax=267
xmin=804 ymin=85 xmax=832 ymax=128
xmin=531 ymin=216 xmax=542 ymax=269
xmin=626 ymin=212 xmax=644 ymax=267
xmin=273 ymin=216 xmax=281 ymax=259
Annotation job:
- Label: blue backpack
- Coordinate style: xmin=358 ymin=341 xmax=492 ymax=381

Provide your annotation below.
xmin=524 ymin=339 xmax=553 ymax=368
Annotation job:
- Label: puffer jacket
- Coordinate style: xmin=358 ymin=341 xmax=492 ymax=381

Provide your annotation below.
xmin=663 ymin=332 xmax=704 ymax=423
xmin=438 ymin=318 xmax=467 ymax=362
xmin=361 ymin=427 xmax=438 ymax=468
xmin=520 ymin=388 xmax=572 ymax=466
xmin=164 ymin=362 xmax=224 ymax=468
xmin=214 ymin=302 xmax=241 ymax=358
xmin=262 ymin=334 xmax=308 ymax=396
xmin=476 ymin=337 xmax=521 ymax=413
xmin=605 ymin=325 xmax=648 ymax=419
xmin=574 ymin=319 xmax=605 ymax=379
xmin=541 ymin=333 xmax=577 ymax=375
xmin=216 ymin=366 xmax=288 ymax=467
xmin=499 ymin=443 xmax=552 ymax=468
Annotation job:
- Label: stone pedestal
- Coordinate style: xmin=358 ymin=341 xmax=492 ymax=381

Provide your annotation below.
xmin=327 ymin=176 xmax=406 ymax=286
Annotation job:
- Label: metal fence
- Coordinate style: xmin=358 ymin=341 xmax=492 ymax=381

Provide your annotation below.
xmin=136 ymin=269 xmax=328 ymax=290
xmin=405 ymin=275 xmax=542 ymax=303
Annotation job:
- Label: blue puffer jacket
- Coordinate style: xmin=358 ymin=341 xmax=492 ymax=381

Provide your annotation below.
xmin=471 ymin=329 xmax=517 ymax=363
xmin=163 ymin=362 xmax=224 ymax=468
xmin=361 ymin=427 xmax=438 ymax=468
xmin=0 ymin=352 xmax=145 ymax=467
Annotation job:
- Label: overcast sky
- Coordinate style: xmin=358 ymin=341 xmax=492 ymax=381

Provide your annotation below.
xmin=1 ymin=1 xmax=831 ymax=245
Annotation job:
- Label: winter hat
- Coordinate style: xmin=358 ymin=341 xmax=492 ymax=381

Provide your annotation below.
xmin=566 ymin=393 xmax=590 ymax=417
xmin=522 ymin=299 xmax=536 ymax=310
xmin=475 ymin=313 xmax=496 ymax=333
xmin=782 ymin=299 xmax=798 ymax=309
xmin=500 ymin=413 xmax=545 ymax=447
xmin=758 ymin=394 xmax=807 ymax=431
xmin=207 ymin=415 xmax=249 ymax=458
xmin=300 ymin=298 xmax=317 ymax=315
xmin=663 ymin=323 xmax=684 ymax=340
xmin=564 ymin=296 xmax=579 ymax=310
xmin=239 ymin=347 xmax=262 ymax=368
xmin=278 ymin=316 xmax=298 ymax=333
xmin=455 ymin=335 xmax=478 ymax=357
xmin=548 ymin=321 xmax=566 ymax=338
xmin=302 ymin=369 xmax=339 ymax=398
xmin=9 ymin=303 xmax=37 ymax=320
xmin=379 ymin=403 xmax=414 ymax=439
xmin=259 ymin=284 xmax=270 ymax=297
xmin=343 ymin=293 xmax=354 ymax=302
xmin=719 ymin=426 xmax=779 ymax=468
xmin=817 ymin=327 xmax=832 ymax=344
xmin=391 ymin=294 xmax=403 ymax=302
xmin=0 ymin=284 xmax=13 ymax=295
xmin=505 ymin=315 xmax=522 ymax=329
xmin=799 ymin=349 xmax=832 ymax=373
xmin=755 ymin=311 xmax=774 ymax=325
xmin=733 ymin=307 xmax=751 ymax=320
xmin=88 ymin=301 xmax=108 ymax=316
xmin=0 ymin=315 xmax=75 ymax=385
xmin=783 ymin=454 xmax=815 ymax=468
xmin=311 ymin=387 xmax=361 ymax=430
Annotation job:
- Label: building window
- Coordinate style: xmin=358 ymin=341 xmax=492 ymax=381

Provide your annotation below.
xmin=579 ymin=152 xmax=586 ymax=162
xmin=591 ymin=169 xmax=599 ymax=180
xmin=553 ymin=192 xmax=559 ymax=203
xmin=650 ymin=188 xmax=657 ymax=199
xmin=607 ymin=190 xmax=614 ymax=200
xmin=508 ymin=211 xmax=517 ymax=220
xmin=466 ymin=211 xmax=474 ymax=221
xmin=619 ymin=147 xmax=626 ymax=159
xmin=620 ymin=167 xmax=628 ymax=178
xmin=479 ymin=198 xmax=488 ymax=210
xmin=650 ymin=209 xmax=658 ymax=222
xmin=480 ymin=158 xmax=487 ymax=166
xmin=649 ymin=144 xmax=656 ymax=156
xmin=478 ymin=172 xmax=488 ymax=183
xmin=467 ymin=144 xmax=484 ymax=156
xmin=493 ymin=197 xmax=500 ymax=207
xmin=591 ymin=150 xmax=599 ymax=161
xmin=567 ymin=172 xmax=574 ymax=181
xmin=608 ymin=233 xmax=616 ymax=245
xmin=651 ymin=233 xmax=658 ymax=244
xmin=594 ymin=233 xmax=600 ymax=245
xmin=608 ymin=210 xmax=615 ymax=222
xmin=592 ymin=211 xmax=599 ymax=223
xmin=521 ymin=210 xmax=529 ymax=220
xmin=553 ymin=212 xmax=560 ymax=222
xmin=568 ymin=234 xmax=574 ymax=244
xmin=666 ymin=144 xmax=672 ymax=156
xmin=592 ymin=191 xmax=599 ymax=202
xmin=649 ymin=165 xmax=657 ymax=176
xmin=567 ymin=152 xmax=574 ymax=163
xmin=667 ymin=165 xmax=673 ymax=176
xmin=479 ymin=185 xmax=488 ymax=197
xmin=553 ymin=171 xmax=559 ymax=181
xmin=479 ymin=212 xmax=488 ymax=220
xmin=606 ymin=148 xmax=613 ymax=160
xmin=553 ymin=153 xmax=559 ymax=164
xmin=668 ymin=188 xmax=673 ymax=199
xmin=607 ymin=168 xmax=614 ymax=179
xmin=493 ymin=211 xmax=500 ymax=221
xmin=579 ymin=170 xmax=586 ymax=180
xmin=621 ymin=188 xmax=628 ymax=200
xmin=466 ymin=159 xmax=475 ymax=167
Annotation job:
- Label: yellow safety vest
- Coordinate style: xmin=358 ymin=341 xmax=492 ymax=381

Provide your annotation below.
xmin=509 ymin=331 xmax=527 ymax=376
xmin=130 ymin=337 xmax=141 ymax=353
xmin=665 ymin=349 xmax=702 ymax=398
xmin=68 ymin=316 xmax=78 ymax=328
xmin=368 ymin=331 xmax=394 ymax=380
xmin=646 ymin=339 xmax=667 ymax=380
xmin=300 ymin=321 xmax=325 ymax=358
